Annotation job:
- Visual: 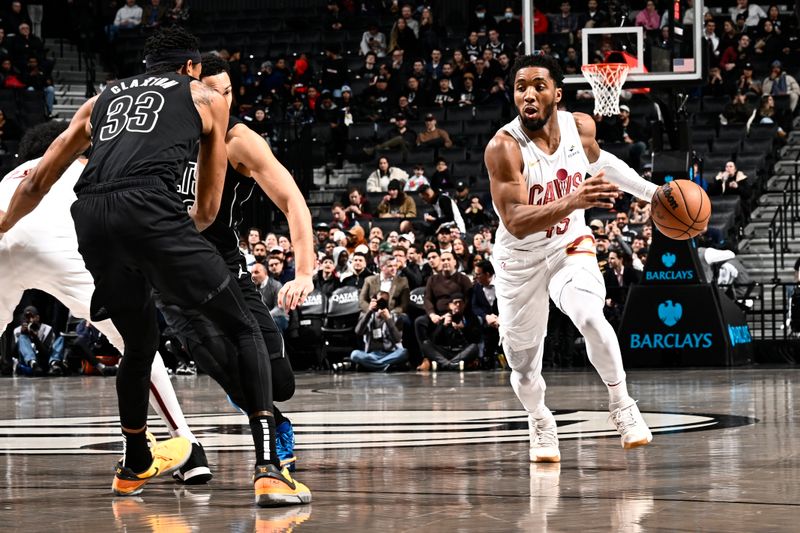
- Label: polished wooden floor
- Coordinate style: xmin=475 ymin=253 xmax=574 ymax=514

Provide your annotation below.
xmin=0 ymin=368 xmax=797 ymax=532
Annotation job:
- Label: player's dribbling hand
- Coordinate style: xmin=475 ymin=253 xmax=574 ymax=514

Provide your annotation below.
xmin=574 ymin=171 xmax=620 ymax=210
xmin=278 ymin=275 xmax=314 ymax=311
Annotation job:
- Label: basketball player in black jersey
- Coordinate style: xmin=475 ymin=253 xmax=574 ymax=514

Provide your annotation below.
xmin=0 ymin=27 xmax=311 ymax=506
xmin=158 ymin=53 xmax=315 ymax=471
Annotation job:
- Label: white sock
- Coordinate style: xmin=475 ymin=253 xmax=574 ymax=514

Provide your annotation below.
xmin=607 ymin=380 xmax=631 ymax=410
xmin=148 ymin=352 xmax=198 ymax=444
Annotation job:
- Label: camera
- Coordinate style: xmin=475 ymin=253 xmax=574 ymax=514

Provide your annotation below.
xmin=375 ymin=298 xmax=388 ymax=310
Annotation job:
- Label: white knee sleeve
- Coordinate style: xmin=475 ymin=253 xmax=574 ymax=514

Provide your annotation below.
xmin=557 ymin=278 xmax=626 ymax=386
xmin=505 ymin=343 xmax=551 ymax=419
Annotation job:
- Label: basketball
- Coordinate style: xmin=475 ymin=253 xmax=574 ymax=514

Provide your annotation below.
xmin=650 ymin=180 xmax=711 ymax=240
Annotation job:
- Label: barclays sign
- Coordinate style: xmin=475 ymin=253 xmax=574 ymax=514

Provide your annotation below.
xmin=629 ymin=299 xmax=714 ymax=350
xmin=644 ymin=253 xmax=695 ymax=281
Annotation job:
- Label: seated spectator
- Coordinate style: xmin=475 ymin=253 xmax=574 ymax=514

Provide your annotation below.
xmin=416 ymin=113 xmax=453 ymax=149
xmin=710 ymin=161 xmax=751 ymax=213
xmin=377 ymin=178 xmax=417 ymax=218
xmin=753 ymin=19 xmax=786 ymax=60
xmin=366 ymin=156 xmax=409 ymax=192
xmin=166 ymin=0 xmax=190 ymax=25
xmin=389 ymin=17 xmax=418 ymax=58
xmin=11 ymin=22 xmax=44 ymax=70
xmin=364 ymin=113 xmax=417 ymax=156
xmin=313 ymin=255 xmax=340 ymax=296
xmin=142 ymin=0 xmax=167 ymax=28
xmin=269 ymin=255 xmax=295 ymax=285
xmin=108 ymin=0 xmax=143 ymax=41
xmin=430 ymin=157 xmax=457 ymax=191
xmin=472 ymin=260 xmax=500 ymax=362
xmin=452 ymin=238 xmax=473 ymax=274
xmin=5 ymin=2 xmax=31 ymax=36
xmin=359 ymin=255 xmax=410 ymax=315
xmin=345 ymin=224 xmax=367 ymax=254
xmin=360 ymin=23 xmax=387 ymax=57
xmin=722 ymin=90 xmax=753 ymax=125
xmin=431 ymin=77 xmax=456 ymax=107
xmin=729 ymin=0 xmax=766 ymax=29
xmin=330 ymin=201 xmax=354 ymax=230
xmin=420 ymin=293 xmax=481 ymax=370
xmin=252 ymin=262 xmax=288 ymax=332
xmin=343 ymin=185 xmax=373 ymax=223
xmin=751 ymin=94 xmax=788 ymax=139
xmin=552 ymin=1 xmax=579 ymax=33
xmin=635 ymin=0 xmax=661 ymax=30
xmin=333 ymin=246 xmax=352 ymax=278
xmin=418 ymin=184 xmax=466 ymax=234
xmin=323 ymin=0 xmax=349 ymax=31
xmin=356 ymin=51 xmax=378 ymax=82
xmin=13 ymin=306 xmax=65 ymax=376
xmin=736 ymin=62 xmax=762 ymax=97
xmin=762 ymin=60 xmax=800 ymax=113
xmin=23 ymin=56 xmax=54 ymax=117
xmin=350 ymin=290 xmax=408 ymax=371
xmin=341 ymin=251 xmax=372 ymax=289
xmin=251 ymin=242 xmax=268 ymax=264
xmin=405 ymin=164 xmax=430 ymax=192
xmin=415 ymin=251 xmax=473 ymax=369
xmin=313 ymin=223 xmax=330 ymax=247
xmin=603 ymin=250 xmax=640 ymax=326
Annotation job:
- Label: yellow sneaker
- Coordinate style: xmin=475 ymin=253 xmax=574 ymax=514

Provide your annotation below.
xmin=112 ymin=436 xmax=192 ymax=496
xmin=254 ymin=464 xmax=312 ymax=507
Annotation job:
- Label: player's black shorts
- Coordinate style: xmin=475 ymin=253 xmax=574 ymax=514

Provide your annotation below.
xmin=71 ymin=177 xmax=234 ymax=321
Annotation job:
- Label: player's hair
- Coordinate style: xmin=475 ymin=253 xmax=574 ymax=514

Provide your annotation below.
xmin=199 ymin=52 xmax=230 ymax=78
xmin=511 ymin=54 xmax=565 ymax=88
xmin=17 ymin=121 xmax=69 ymax=161
xmin=143 ymin=26 xmax=200 ymax=74
xmin=476 ymin=259 xmax=495 ymax=276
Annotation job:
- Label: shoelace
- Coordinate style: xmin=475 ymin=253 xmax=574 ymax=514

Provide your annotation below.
xmin=535 ymin=424 xmax=559 ymax=449
xmin=610 ymin=404 xmax=638 ymax=433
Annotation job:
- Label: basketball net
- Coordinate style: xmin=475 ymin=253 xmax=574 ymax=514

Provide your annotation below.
xmin=581 ymin=63 xmax=629 ymax=117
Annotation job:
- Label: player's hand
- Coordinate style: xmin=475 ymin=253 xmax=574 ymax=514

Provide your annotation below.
xmin=278 ymin=275 xmax=314 ymax=311
xmin=573 ymin=172 xmax=619 ymax=210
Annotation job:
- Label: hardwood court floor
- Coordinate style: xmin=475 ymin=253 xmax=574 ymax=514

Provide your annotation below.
xmin=0 ymin=368 xmax=797 ymax=532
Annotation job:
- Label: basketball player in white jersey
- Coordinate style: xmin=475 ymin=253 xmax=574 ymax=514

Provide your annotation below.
xmin=485 ymin=54 xmax=657 ymax=462
xmin=0 ymin=121 xmax=211 ymax=482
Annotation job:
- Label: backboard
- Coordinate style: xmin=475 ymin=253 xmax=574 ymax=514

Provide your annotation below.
xmin=525 ymin=0 xmax=705 ymax=90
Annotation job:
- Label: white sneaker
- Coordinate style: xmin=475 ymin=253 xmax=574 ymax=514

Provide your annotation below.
xmin=610 ymin=399 xmax=653 ymax=449
xmin=529 ymin=416 xmax=560 ymax=463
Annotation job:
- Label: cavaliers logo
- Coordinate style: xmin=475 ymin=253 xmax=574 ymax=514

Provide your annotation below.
xmin=0 ymin=410 xmax=755 ymax=454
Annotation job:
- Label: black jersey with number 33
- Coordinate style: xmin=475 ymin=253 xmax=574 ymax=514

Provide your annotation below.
xmin=177 ymin=116 xmax=255 ymax=263
xmin=76 ymin=71 xmax=202 ymax=192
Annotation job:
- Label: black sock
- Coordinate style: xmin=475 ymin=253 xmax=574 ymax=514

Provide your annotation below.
xmin=122 ymin=429 xmax=151 ymax=473
xmin=249 ymin=414 xmax=279 ymax=467
xmin=274 ymin=405 xmax=288 ymax=427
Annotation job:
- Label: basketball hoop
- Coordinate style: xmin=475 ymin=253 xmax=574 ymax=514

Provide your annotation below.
xmin=581 ymin=63 xmax=629 ymax=117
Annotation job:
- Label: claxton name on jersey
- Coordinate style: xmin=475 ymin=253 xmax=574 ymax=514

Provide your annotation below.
xmin=528 ymin=168 xmax=584 ymax=206
xmin=109 ymin=76 xmax=179 ymax=94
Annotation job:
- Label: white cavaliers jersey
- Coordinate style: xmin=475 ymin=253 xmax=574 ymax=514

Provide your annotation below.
xmin=0 ymin=157 xmax=83 ymax=236
xmin=493 ymin=111 xmax=593 ymax=252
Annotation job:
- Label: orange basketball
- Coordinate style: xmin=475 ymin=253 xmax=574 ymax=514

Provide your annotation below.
xmin=650 ymin=179 xmax=711 ymax=240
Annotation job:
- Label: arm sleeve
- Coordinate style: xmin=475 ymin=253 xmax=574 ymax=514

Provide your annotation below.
xmin=588 ymin=149 xmax=659 ymax=202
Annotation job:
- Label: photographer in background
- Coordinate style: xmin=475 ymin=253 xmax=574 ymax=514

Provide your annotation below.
xmin=13 ymin=306 xmax=65 ymax=376
xmin=349 ymin=291 xmax=408 ymax=371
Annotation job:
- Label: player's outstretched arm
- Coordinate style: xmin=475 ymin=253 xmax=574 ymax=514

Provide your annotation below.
xmin=227 ymin=124 xmax=315 ymax=310
xmin=0 ymin=97 xmax=95 ymax=233
xmin=575 ymin=112 xmax=658 ymax=202
xmin=486 ymin=132 xmax=619 ymax=240
xmin=190 ymin=81 xmax=229 ymax=231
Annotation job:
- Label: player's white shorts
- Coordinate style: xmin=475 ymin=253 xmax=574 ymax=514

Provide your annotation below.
xmin=492 ymin=235 xmax=605 ymax=352
xmin=0 ymin=223 xmax=123 ymax=349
